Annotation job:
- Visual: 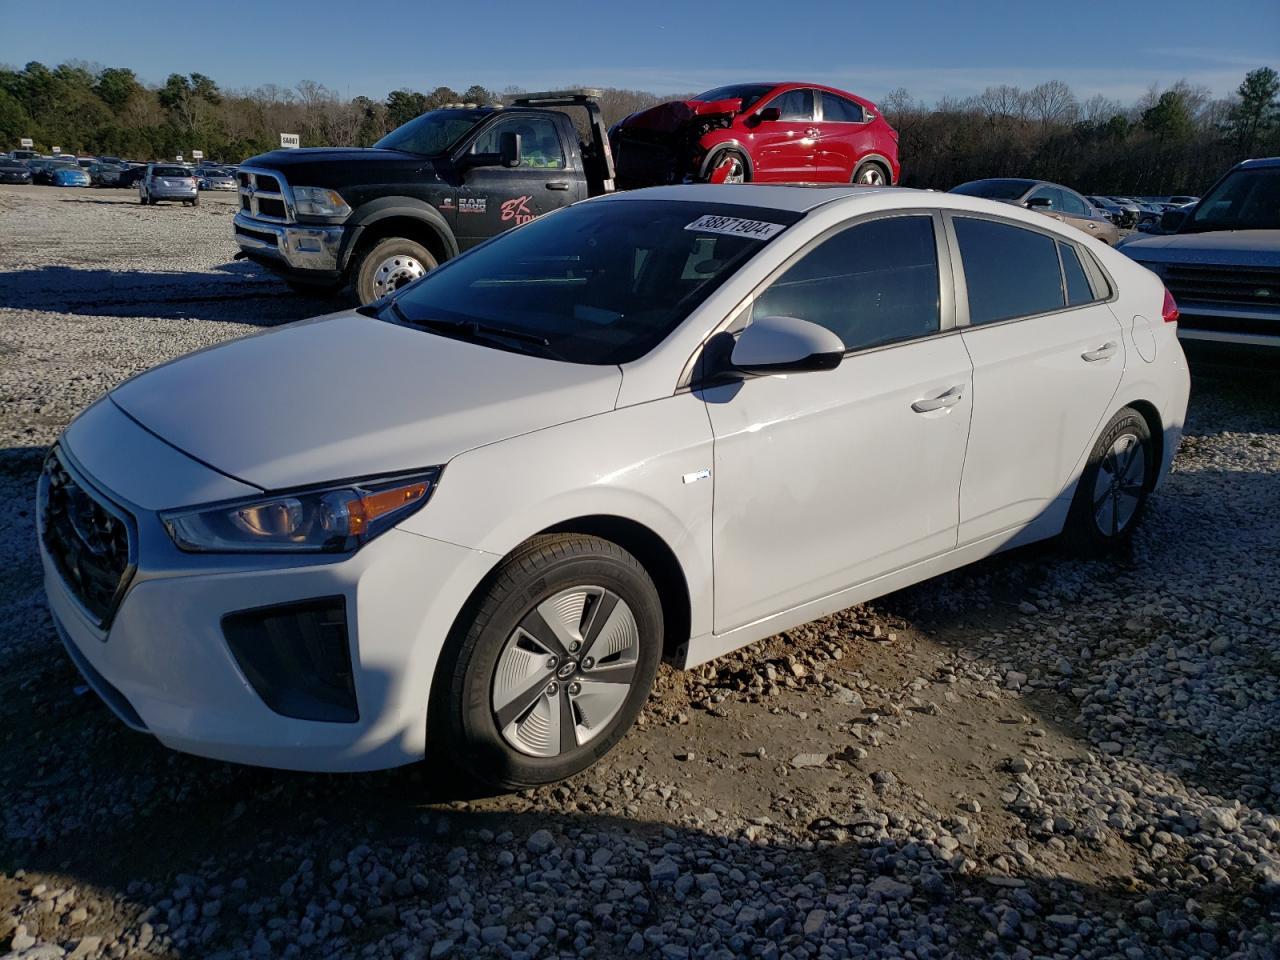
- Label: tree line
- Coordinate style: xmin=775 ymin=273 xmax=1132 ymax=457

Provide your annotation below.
xmin=1 ymin=60 xmax=1276 ymax=195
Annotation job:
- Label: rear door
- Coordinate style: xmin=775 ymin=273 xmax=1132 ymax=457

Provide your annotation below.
xmin=453 ymin=114 xmax=580 ymax=249
xmin=949 ymin=214 xmax=1125 ymax=544
xmin=1057 ymin=188 xmax=1110 ymax=241
xmin=703 ymin=211 xmax=973 ymax=632
xmin=751 ymin=88 xmax=819 ymax=182
xmin=814 ymin=92 xmax=872 ymax=181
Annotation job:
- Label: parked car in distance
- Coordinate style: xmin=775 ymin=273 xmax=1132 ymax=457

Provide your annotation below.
xmin=196 ymin=166 xmax=236 ymax=190
xmin=1166 ymin=195 xmax=1199 ymax=207
xmin=117 ymin=165 xmax=148 ymax=189
xmin=9 ymin=149 xmax=39 ymax=162
xmin=34 ymin=161 xmax=91 ymax=187
xmin=612 ymin=82 xmax=900 ymax=188
xmin=1087 ymin=196 xmax=1128 ymax=227
xmin=0 ymin=158 xmax=32 ymax=184
xmin=41 ymin=184 xmax=1189 ymax=787
xmin=950 ymin=178 xmax=1120 ymax=244
xmin=87 ymin=162 xmax=122 ymax=187
xmin=1120 ymin=156 xmax=1280 ymax=352
xmin=139 ymin=164 xmax=199 ymax=206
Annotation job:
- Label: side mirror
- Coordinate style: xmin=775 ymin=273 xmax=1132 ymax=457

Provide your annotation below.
xmin=731 ymin=315 xmax=845 ymax=375
xmin=755 ymin=107 xmax=781 ymax=123
xmin=1025 ymin=197 xmax=1053 ymax=210
xmin=1159 ymin=208 xmax=1188 ymax=233
xmin=500 ymin=131 xmax=522 ymax=168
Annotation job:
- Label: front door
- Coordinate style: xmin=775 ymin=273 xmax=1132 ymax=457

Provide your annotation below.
xmin=703 ymin=212 xmax=973 ymax=632
xmin=454 ymin=114 xmax=578 ymax=249
xmin=949 ymin=214 xmax=1126 ymax=543
xmin=750 ymin=88 xmax=819 ymax=183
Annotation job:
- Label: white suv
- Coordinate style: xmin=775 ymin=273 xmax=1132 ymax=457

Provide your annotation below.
xmin=39 ymin=185 xmax=1189 ymax=789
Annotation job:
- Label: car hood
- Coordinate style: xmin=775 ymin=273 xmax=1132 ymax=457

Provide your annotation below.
xmin=1119 ymin=230 xmax=1280 ymax=268
xmin=108 ymin=311 xmax=623 ymax=492
xmin=617 ymin=97 xmax=744 ymax=134
xmin=243 ymin=147 xmax=437 ymax=190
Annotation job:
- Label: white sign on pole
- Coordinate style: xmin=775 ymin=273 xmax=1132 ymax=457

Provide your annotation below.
xmin=280 ymin=133 xmax=300 ymax=149
xmin=19 ymin=138 xmax=33 ymax=149
xmin=176 ymin=154 xmax=184 ymax=162
xmin=51 ymin=146 xmax=61 ymax=154
xmin=192 ymin=150 xmax=204 ymax=160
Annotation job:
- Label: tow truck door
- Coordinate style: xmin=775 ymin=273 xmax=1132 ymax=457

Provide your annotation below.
xmin=453 ymin=113 xmax=582 ymax=249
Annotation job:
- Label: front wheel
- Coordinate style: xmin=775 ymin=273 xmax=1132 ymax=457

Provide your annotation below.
xmin=353 ymin=237 xmax=437 ymax=305
xmin=705 ymin=150 xmax=749 ymax=185
xmin=431 ymin=534 xmax=663 ymax=790
xmin=1062 ymin=407 xmax=1153 ymax=554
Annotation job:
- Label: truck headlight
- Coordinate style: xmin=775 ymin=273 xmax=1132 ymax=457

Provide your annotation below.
xmin=162 ymin=470 xmax=439 ymax=553
xmin=293 ymin=186 xmax=352 ymax=218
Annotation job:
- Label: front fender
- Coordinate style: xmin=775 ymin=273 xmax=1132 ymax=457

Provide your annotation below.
xmin=339 ymin=197 xmax=459 ymax=270
xmin=399 ymin=395 xmax=716 ymax=640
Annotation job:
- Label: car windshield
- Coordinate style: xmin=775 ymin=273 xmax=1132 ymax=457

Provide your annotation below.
xmin=1184 ymin=167 xmax=1280 ymax=232
xmin=153 ymin=166 xmax=189 ymax=177
xmin=388 ymin=200 xmax=801 ymax=365
xmin=693 ymin=84 xmax=775 ymax=111
xmin=374 ymin=109 xmax=488 ymax=156
xmin=950 ymin=179 xmax=1034 ymax=200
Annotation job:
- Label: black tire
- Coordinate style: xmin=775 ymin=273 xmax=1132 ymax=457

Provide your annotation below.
xmin=852 ymin=160 xmax=890 ymax=186
xmin=1062 ymin=407 xmax=1153 ymax=555
xmin=431 ymin=534 xmax=663 ymax=790
xmin=138 ymin=194 xmax=147 ymax=205
xmin=191 ymin=195 xmax=199 ymax=207
xmin=353 ymin=237 xmax=437 ymax=305
xmin=704 ymin=149 xmax=749 ymax=184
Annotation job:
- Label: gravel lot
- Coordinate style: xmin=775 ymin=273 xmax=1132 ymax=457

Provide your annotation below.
xmin=0 ymin=184 xmax=1277 ymax=960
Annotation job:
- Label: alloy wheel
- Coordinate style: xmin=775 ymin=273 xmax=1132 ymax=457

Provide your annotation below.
xmin=856 ymin=165 xmax=886 ymax=186
xmin=491 ymin=586 xmax=640 ymax=758
xmin=1092 ymin=433 xmax=1146 ymax=537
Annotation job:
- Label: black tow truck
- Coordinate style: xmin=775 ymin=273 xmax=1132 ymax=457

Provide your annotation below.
xmin=233 ymin=90 xmax=617 ymax=303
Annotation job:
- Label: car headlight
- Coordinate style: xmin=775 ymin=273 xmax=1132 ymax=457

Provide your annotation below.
xmin=292 ymin=186 xmax=351 ymax=218
xmin=162 ymin=469 xmax=439 ymax=553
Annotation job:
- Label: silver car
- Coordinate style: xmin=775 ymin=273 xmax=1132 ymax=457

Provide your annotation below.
xmin=197 ymin=167 xmax=236 ymax=191
xmin=139 ymin=164 xmax=199 ymax=206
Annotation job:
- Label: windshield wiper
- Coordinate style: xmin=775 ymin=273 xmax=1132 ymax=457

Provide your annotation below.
xmin=385 ymin=302 xmax=562 ymax=359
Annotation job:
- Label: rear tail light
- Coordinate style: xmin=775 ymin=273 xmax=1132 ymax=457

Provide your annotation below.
xmin=1161 ymin=287 xmax=1179 ymax=324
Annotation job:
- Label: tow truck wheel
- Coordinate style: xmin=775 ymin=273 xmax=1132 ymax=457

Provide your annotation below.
xmin=355 ymin=237 xmax=438 ymax=305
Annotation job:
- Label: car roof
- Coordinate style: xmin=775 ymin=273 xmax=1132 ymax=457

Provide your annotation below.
xmin=597 ymin=183 xmax=910 ymax=213
xmin=1234 ymin=156 xmax=1280 ymax=170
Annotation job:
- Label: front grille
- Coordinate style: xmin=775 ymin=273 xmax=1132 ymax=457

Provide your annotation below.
xmin=237 ymin=167 xmax=292 ymax=223
xmin=256 ymin=197 xmax=287 ymax=219
xmin=1163 ymin=263 xmax=1280 ymax=308
xmin=1177 ymin=313 xmax=1280 ymax=337
xmin=38 ymin=450 xmax=136 ymax=628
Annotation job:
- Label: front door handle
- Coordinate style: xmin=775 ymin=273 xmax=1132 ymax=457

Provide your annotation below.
xmin=805 ymin=127 xmax=820 ymax=138
xmin=1081 ymin=341 xmax=1118 ymax=362
xmin=545 ymin=180 xmax=570 ymax=191
xmin=911 ymin=385 xmax=965 ymax=413
xmin=1087 ymin=222 xmax=1097 ymax=230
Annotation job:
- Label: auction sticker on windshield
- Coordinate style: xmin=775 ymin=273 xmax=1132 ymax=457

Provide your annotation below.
xmin=685 ymin=215 xmax=785 ymax=240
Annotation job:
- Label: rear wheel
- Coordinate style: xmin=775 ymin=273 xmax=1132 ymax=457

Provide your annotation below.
xmin=1063 ymin=407 xmax=1153 ymax=554
xmin=353 ymin=237 xmax=437 ymax=305
xmin=191 ymin=195 xmax=199 ymax=207
xmin=852 ymin=160 xmax=889 ymax=186
xmin=431 ymin=534 xmax=663 ymax=790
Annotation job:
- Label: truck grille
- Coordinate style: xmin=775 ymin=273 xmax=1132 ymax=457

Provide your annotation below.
xmin=38 ymin=450 xmax=136 ymax=628
xmin=1163 ymin=263 xmax=1280 ymax=308
xmin=238 ymin=167 xmax=293 ymax=223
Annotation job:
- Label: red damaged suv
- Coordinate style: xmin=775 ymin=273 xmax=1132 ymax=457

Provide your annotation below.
xmin=611 ymin=82 xmax=900 ymax=189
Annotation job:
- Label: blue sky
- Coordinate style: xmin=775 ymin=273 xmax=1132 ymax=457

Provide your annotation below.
xmin=2 ymin=0 xmax=1276 ymax=105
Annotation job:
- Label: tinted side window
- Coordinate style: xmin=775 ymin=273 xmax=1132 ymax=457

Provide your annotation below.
xmin=753 ymin=216 xmax=940 ymax=351
xmin=470 ymin=116 xmax=565 ymax=169
xmin=770 ymin=89 xmax=815 ymax=122
xmin=1058 ymin=242 xmax=1095 ymax=305
xmin=954 ymin=217 xmax=1065 ymax=324
xmin=821 ymin=93 xmax=865 ymax=123
xmin=1059 ymin=190 xmax=1090 ymax=216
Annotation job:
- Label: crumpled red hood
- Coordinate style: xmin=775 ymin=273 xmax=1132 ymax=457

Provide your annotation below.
xmin=619 ymin=97 xmax=744 ymax=133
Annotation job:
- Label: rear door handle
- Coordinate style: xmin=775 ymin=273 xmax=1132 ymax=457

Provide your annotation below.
xmin=911 ymin=385 xmax=965 ymax=413
xmin=545 ymin=180 xmax=570 ymax=191
xmin=1081 ymin=341 xmax=1118 ymax=362
xmin=805 ymin=127 xmax=820 ymax=138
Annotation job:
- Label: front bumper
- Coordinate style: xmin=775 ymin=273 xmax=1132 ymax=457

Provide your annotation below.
xmin=234 ymin=212 xmax=345 ymax=275
xmin=40 ymin=404 xmax=498 ymax=772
